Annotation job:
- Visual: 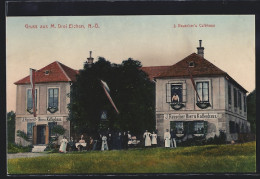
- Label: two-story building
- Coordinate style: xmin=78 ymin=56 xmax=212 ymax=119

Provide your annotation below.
xmin=14 ymin=61 xmax=78 ymax=147
xmin=14 ymin=43 xmax=251 ymax=148
xmin=142 ymin=41 xmax=250 ymax=143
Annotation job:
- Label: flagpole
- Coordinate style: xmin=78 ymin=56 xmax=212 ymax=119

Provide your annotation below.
xmin=187 ymin=67 xmax=202 ymax=102
xmin=30 ymin=68 xmax=37 ymax=117
xmin=100 ymin=80 xmax=120 ymax=114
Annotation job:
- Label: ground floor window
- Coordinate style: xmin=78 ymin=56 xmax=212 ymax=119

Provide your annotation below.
xmin=27 ymin=122 xmax=36 ymax=138
xmin=194 ymin=121 xmax=205 ymax=134
xmin=175 ymin=122 xmax=184 ymax=134
xmin=229 ymin=121 xmax=236 ymax=134
xmin=170 ymin=121 xmax=207 ymax=135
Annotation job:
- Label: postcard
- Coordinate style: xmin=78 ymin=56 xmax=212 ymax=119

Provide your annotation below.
xmin=5 ymin=2 xmax=256 ymax=176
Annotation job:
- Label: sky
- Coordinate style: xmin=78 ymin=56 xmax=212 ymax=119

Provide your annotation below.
xmin=6 ymin=15 xmax=255 ymax=112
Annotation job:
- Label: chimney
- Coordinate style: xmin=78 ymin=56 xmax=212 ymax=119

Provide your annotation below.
xmin=87 ymin=51 xmax=94 ymax=67
xmin=197 ymin=40 xmax=204 ymax=58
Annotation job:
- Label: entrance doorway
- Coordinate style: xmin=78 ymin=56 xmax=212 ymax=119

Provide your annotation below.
xmin=33 ymin=125 xmax=49 ymax=145
xmin=37 ymin=125 xmax=46 ymax=144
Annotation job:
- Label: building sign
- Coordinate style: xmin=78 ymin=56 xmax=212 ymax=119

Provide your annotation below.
xmin=22 ymin=116 xmax=63 ymax=122
xmin=164 ymin=113 xmax=221 ymax=120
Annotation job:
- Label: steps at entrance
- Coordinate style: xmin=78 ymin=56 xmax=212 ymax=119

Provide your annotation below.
xmin=32 ymin=145 xmax=47 ymax=153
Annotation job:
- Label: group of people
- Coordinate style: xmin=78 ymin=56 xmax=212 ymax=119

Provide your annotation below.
xmin=59 ymin=129 xmax=133 ymax=153
xmin=143 ymin=130 xmax=158 ymax=147
xmin=142 ymin=129 xmax=177 ymax=149
xmin=59 ymin=128 xmax=177 ymax=153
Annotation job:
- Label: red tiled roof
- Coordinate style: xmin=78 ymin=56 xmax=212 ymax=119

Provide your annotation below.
xmin=14 ymin=61 xmax=79 ymax=85
xmin=142 ymin=53 xmax=247 ymax=92
xmin=141 ymin=66 xmax=170 ymax=81
xmin=157 ymin=53 xmax=227 ymax=78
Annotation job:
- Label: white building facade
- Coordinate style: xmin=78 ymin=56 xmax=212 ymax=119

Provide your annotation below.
xmin=14 ymin=61 xmax=78 ymax=146
xmin=142 ymin=41 xmax=250 ymax=143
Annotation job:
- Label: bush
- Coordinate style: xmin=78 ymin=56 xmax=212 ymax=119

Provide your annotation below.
xmin=177 ymin=131 xmax=227 ymax=147
xmin=16 ymin=130 xmax=30 ymax=142
xmin=178 ymin=135 xmax=207 ymax=147
xmin=8 ymin=143 xmax=33 ymax=153
xmin=52 ymin=125 xmax=66 ymax=135
xmin=206 ymin=131 xmax=226 ymax=145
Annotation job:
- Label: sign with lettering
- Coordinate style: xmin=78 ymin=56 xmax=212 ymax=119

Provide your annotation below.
xmin=22 ymin=117 xmax=63 ymax=122
xmin=164 ymin=113 xmax=221 ymax=120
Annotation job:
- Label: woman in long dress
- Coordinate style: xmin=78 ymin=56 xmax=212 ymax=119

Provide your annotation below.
xmin=143 ymin=130 xmax=152 ymax=147
xmin=59 ymin=136 xmax=68 ymax=153
xmin=101 ymin=135 xmax=108 ymax=151
xmin=151 ymin=131 xmax=157 ymax=147
xmin=164 ymin=129 xmax=171 ymax=148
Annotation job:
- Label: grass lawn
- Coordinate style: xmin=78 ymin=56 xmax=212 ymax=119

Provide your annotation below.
xmin=7 ymin=141 xmax=256 ymax=174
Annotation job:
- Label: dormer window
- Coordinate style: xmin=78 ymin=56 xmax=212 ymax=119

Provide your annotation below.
xmin=189 ymin=61 xmax=195 ymax=67
xmin=45 ymin=70 xmax=50 ymax=75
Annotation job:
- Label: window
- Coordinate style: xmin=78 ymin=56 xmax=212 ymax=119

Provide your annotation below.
xmin=234 ymin=88 xmax=238 ymax=108
xmin=189 ymin=61 xmax=195 ymax=67
xmin=228 ymin=84 xmax=232 ymax=105
xmin=175 ymin=122 xmax=184 ymax=134
xmin=238 ymin=91 xmax=242 ymax=110
xmin=229 ymin=121 xmax=236 ymax=133
xmin=48 ymin=88 xmax=59 ymax=113
xmin=196 ymin=82 xmax=209 ymax=102
xmin=45 ymin=70 xmax=50 ymax=75
xmin=48 ymin=122 xmax=57 ymax=137
xmin=27 ymin=122 xmax=35 ymax=137
xmin=27 ymin=89 xmax=37 ymax=113
xmin=244 ymin=95 xmax=247 ymax=112
xmin=194 ymin=121 xmax=205 ymax=134
xmin=171 ymin=84 xmax=183 ymax=103
xmin=166 ymin=82 xmax=186 ymax=103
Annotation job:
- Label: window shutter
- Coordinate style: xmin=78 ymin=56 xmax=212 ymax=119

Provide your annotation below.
xmin=33 ymin=125 xmax=37 ymax=145
xmin=166 ymin=83 xmax=171 ymax=103
xmin=182 ymin=83 xmax=187 ymax=102
xmin=45 ymin=125 xmax=49 ymax=144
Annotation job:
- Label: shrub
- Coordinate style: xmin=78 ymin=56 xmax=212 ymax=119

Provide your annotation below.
xmin=52 ymin=125 xmax=66 ymax=136
xmin=8 ymin=143 xmax=33 ymax=153
xmin=16 ymin=130 xmax=30 ymax=142
xmin=206 ymin=131 xmax=226 ymax=145
xmin=178 ymin=135 xmax=207 ymax=147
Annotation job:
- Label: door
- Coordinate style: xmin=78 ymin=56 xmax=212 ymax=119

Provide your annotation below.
xmin=37 ymin=125 xmax=46 ymax=144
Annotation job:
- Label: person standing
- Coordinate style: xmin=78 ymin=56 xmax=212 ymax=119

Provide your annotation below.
xmin=68 ymin=137 xmax=76 ymax=152
xmin=107 ymin=131 xmax=112 ymax=150
xmin=170 ymin=129 xmax=177 ymax=148
xmin=117 ymin=132 xmax=122 ymax=150
xmin=87 ymin=136 xmax=94 ymax=151
xmin=59 ymin=136 xmax=68 ymax=153
xmin=123 ymin=131 xmax=129 ymax=150
xmin=151 ymin=131 xmax=157 ymax=147
xmin=164 ymin=129 xmax=171 ymax=148
xmin=143 ymin=130 xmax=152 ymax=147
xmin=101 ymin=135 xmax=108 ymax=151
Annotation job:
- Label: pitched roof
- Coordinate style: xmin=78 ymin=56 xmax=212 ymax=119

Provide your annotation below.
xmin=14 ymin=61 xmax=79 ymax=85
xmin=157 ymin=53 xmax=226 ymax=78
xmin=142 ymin=53 xmax=247 ymax=93
xmin=141 ymin=66 xmax=170 ymax=81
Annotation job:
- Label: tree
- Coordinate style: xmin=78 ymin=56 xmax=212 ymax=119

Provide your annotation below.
xmin=247 ymin=89 xmax=256 ymax=133
xmin=68 ymin=57 xmax=155 ymax=137
xmin=7 ymin=111 xmax=16 ymax=143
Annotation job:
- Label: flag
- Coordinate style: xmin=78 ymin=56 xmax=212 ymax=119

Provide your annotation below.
xmin=30 ymin=68 xmax=37 ymax=117
xmin=187 ymin=67 xmax=201 ymax=102
xmin=101 ymin=80 xmax=120 ymax=114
